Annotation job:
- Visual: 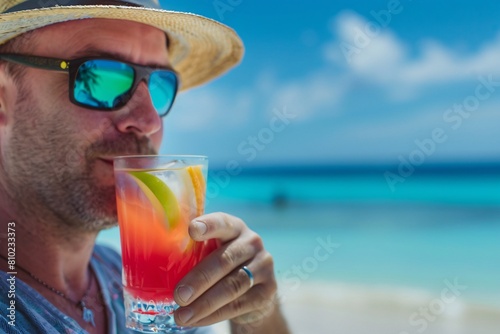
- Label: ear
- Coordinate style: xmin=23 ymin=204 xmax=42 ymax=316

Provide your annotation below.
xmin=0 ymin=65 xmax=16 ymax=126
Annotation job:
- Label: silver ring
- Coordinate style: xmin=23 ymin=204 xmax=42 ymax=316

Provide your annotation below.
xmin=241 ymin=266 xmax=254 ymax=289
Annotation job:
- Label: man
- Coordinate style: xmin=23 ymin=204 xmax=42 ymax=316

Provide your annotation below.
xmin=0 ymin=1 xmax=290 ymax=333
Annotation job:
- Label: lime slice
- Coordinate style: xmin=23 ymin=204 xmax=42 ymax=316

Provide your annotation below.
xmin=129 ymin=171 xmax=181 ymax=229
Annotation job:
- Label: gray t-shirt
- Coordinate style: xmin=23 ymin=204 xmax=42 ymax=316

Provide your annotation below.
xmin=0 ymin=244 xmax=214 ymax=334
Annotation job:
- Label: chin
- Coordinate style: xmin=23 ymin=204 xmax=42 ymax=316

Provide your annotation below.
xmin=82 ymin=214 xmax=118 ymax=232
xmin=97 ymin=219 xmax=119 ymax=231
xmin=97 ymin=203 xmax=119 ymax=228
xmin=79 ymin=198 xmax=119 ymax=232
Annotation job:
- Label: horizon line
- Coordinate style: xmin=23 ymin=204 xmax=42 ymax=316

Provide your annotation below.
xmin=210 ymin=161 xmax=500 ymax=175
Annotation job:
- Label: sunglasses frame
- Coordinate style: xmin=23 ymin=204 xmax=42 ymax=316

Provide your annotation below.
xmin=0 ymin=53 xmax=179 ymax=117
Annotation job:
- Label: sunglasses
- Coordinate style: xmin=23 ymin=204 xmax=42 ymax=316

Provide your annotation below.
xmin=0 ymin=54 xmax=179 ymax=117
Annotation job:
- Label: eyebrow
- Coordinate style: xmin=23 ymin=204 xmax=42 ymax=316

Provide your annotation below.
xmin=71 ymin=47 xmax=122 ymax=60
xmin=70 ymin=47 xmax=171 ymax=68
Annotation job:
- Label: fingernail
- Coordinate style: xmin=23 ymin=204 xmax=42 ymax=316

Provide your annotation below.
xmin=177 ymin=285 xmax=193 ymax=303
xmin=193 ymin=220 xmax=207 ymax=236
xmin=177 ymin=307 xmax=193 ymax=324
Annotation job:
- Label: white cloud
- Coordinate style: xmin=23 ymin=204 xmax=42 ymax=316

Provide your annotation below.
xmin=324 ymin=96 xmax=500 ymax=163
xmin=174 ymin=10 xmax=500 ymax=127
xmin=163 ymin=12 xmax=500 ymax=164
xmin=325 ymin=11 xmax=500 ymax=100
xmin=269 ymin=71 xmax=350 ymax=120
xmin=330 ymin=11 xmax=407 ymax=74
xmin=169 ymin=86 xmax=253 ymax=131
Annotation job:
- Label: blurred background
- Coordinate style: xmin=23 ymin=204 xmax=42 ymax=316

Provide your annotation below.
xmin=99 ymin=0 xmax=500 ymax=333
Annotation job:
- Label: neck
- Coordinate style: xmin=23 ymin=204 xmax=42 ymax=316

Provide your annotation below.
xmin=0 ymin=195 xmax=98 ymax=300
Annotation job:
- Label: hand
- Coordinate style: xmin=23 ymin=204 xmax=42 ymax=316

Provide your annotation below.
xmin=173 ymin=212 xmax=278 ymax=327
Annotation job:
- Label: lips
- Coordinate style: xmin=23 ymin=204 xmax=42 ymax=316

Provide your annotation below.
xmin=98 ymin=158 xmax=115 ymax=166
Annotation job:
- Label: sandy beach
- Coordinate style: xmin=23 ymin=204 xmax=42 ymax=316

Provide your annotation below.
xmin=211 ymin=281 xmax=500 ymax=334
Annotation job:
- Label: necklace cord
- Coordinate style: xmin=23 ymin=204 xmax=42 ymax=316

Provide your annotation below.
xmin=0 ymin=253 xmax=97 ymax=327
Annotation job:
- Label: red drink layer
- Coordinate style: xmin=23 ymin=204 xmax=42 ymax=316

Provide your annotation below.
xmin=115 ymin=168 xmax=217 ymax=303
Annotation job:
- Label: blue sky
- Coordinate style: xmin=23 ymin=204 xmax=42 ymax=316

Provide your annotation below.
xmin=158 ymin=0 xmax=500 ymax=168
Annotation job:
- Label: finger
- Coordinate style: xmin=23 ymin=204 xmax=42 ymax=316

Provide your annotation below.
xmin=174 ymin=232 xmax=264 ymax=306
xmin=175 ymin=251 xmax=274 ymax=325
xmin=174 ymin=265 xmax=256 ymax=326
xmin=189 ymin=212 xmax=245 ymax=243
xmin=188 ymin=283 xmax=278 ymax=327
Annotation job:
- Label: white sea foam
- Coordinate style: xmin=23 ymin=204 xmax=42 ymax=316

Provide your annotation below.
xmin=281 ymin=281 xmax=498 ymax=312
xmin=276 ymin=281 xmax=500 ymax=334
xmin=211 ymin=281 xmax=500 ymax=334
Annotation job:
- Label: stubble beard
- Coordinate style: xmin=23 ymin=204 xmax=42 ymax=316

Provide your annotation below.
xmin=5 ymin=85 xmax=157 ymax=234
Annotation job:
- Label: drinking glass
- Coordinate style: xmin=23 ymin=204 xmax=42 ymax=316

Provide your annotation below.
xmin=114 ymin=155 xmax=217 ymax=333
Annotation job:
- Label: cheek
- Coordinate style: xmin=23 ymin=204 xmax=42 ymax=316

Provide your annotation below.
xmin=34 ymin=72 xmax=70 ymax=109
xmin=51 ymin=80 xmax=71 ymax=107
xmin=7 ymin=73 xmax=89 ymax=170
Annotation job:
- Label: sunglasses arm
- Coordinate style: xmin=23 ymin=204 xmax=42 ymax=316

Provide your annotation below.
xmin=0 ymin=54 xmax=69 ymax=72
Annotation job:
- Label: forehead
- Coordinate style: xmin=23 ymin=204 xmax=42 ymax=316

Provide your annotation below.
xmin=28 ymin=19 xmax=169 ymax=66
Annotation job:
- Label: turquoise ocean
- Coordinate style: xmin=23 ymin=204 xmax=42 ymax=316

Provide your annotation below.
xmin=97 ymin=166 xmax=500 ymax=314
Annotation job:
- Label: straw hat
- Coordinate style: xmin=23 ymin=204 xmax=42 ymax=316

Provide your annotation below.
xmin=0 ymin=0 xmax=244 ymax=91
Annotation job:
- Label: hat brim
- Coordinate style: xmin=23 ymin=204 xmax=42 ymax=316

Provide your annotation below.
xmin=0 ymin=5 xmax=244 ymax=91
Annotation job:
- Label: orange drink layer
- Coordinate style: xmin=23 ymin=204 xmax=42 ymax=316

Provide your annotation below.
xmin=114 ymin=157 xmax=217 ymax=320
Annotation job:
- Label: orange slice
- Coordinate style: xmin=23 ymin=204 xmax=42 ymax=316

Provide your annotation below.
xmin=186 ymin=165 xmax=206 ymax=216
xmin=180 ymin=165 xmax=206 ymax=253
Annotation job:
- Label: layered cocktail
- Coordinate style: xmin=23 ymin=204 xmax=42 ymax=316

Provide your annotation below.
xmin=114 ymin=155 xmax=217 ymax=332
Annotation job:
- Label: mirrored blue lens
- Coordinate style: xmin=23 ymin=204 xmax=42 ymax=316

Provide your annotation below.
xmin=74 ymin=60 xmax=134 ymax=109
xmin=149 ymin=71 xmax=178 ymax=116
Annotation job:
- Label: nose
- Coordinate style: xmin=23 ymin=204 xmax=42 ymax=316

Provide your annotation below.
xmin=114 ymin=82 xmax=162 ymax=137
